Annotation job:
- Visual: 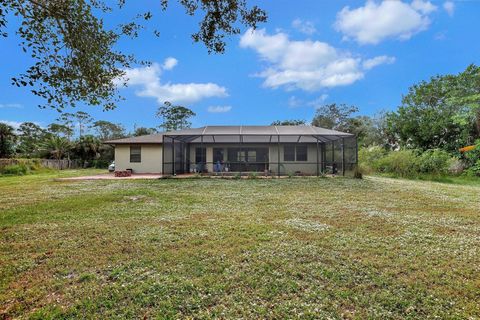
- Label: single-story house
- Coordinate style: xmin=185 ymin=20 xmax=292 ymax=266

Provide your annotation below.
xmin=105 ymin=125 xmax=357 ymax=176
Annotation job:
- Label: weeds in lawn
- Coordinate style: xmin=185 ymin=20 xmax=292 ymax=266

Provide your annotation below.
xmin=0 ymin=171 xmax=479 ymax=318
xmin=283 ymin=218 xmax=330 ymax=232
xmin=248 ymin=172 xmax=258 ymax=179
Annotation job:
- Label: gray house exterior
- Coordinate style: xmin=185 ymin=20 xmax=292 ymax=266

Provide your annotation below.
xmin=106 ymin=125 xmax=357 ymax=176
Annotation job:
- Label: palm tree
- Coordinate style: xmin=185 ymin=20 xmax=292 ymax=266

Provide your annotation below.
xmin=40 ymin=136 xmax=72 ymax=160
xmin=0 ymin=123 xmax=16 ymax=158
xmin=74 ymin=135 xmax=101 ymax=161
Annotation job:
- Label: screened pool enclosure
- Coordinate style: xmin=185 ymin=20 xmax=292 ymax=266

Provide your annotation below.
xmin=162 ymin=126 xmax=358 ymax=177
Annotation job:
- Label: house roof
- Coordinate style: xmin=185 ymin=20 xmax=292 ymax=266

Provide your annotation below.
xmin=105 ymin=133 xmax=165 ymax=144
xmin=166 ymin=125 xmax=352 ymax=136
xmin=105 ymin=125 xmax=354 ymax=144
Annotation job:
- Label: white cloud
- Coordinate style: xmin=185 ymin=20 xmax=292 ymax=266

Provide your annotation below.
xmin=118 ymin=60 xmax=228 ymax=105
xmin=162 ymin=57 xmax=178 ymax=70
xmin=443 ymin=1 xmax=455 ymax=16
xmin=288 ymin=96 xmax=303 ymax=108
xmin=292 ymin=19 xmax=317 ymax=35
xmin=288 ymin=94 xmax=329 ymax=108
xmin=240 ymin=28 xmax=394 ymax=91
xmin=307 ymin=94 xmax=329 ymax=108
xmin=0 ymin=103 xmax=23 ymax=109
xmin=207 ymin=105 xmax=232 ymax=113
xmin=0 ymin=120 xmax=42 ymax=129
xmin=335 ymin=0 xmax=437 ymax=45
xmin=362 ymin=55 xmax=396 ymax=70
xmin=0 ymin=120 xmax=23 ymax=129
xmin=411 ymin=0 xmax=437 ymax=14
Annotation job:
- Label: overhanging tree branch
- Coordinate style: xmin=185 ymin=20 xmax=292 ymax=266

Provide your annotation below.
xmin=0 ymin=0 xmax=267 ymax=111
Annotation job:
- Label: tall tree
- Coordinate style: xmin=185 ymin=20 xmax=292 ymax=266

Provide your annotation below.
xmin=1 ymin=1 xmax=266 ymax=111
xmin=92 ymin=120 xmax=125 ymax=140
xmin=271 ymin=120 xmax=306 ymax=126
xmin=47 ymin=123 xmax=74 ymax=139
xmin=446 ymin=64 xmax=480 ymax=136
xmin=57 ymin=111 xmax=93 ymax=138
xmin=0 ymin=123 xmax=16 ymax=158
xmin=133 ymin=127 xmax=158 ymax=136
xmin=16 ymin=122 xmax=45 ymax=157
xmin=156 ymin=101 xmax=196 ymax=131
xmin=74 ymin=111 xmax=93 ymax=138
xmin=385 ymin=65 xmax=479 ymax=152
xmin=56 ymin=113 xmax=75 ymax=140
xmin=312 ymin=103 xmax=359 ymax=131
xmin=342 ymin=114 xmax=392 ymax=148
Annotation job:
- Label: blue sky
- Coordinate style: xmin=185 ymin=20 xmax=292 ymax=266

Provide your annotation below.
xmin=1 ymin=0 xmax=479 ymax=133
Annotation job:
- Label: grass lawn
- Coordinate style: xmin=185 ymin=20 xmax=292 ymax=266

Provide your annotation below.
xmin=1 ymin=171 xmax=479 ymax=319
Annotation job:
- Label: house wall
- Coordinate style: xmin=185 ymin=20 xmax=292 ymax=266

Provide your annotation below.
xmin=113 ymin=143 xmax=325 ymax=175
xmin=187 ymin=143 xmax=322 ymax=175
xmin=270 ymin=144 xmax=320 ymax=175
xmin=114 ymin=144 xmax=162 ymax=173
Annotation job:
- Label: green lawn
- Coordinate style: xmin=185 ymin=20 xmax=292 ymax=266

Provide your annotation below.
xmin=1 ymin=171 xmax=479 ymax=319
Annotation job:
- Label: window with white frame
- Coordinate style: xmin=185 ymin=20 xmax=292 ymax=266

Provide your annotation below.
xmin=130 ymin=146 xmax=141 ymax=163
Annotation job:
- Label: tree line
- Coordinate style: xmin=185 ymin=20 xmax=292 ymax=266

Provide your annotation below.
xmin=0 ymin=101 xmax=194 ymax=164
xmin=274 ymin=65 xmax=479 ymax=152
xmin=272 ymin=65 xmax=480 ymax=177
xmin=2 ymin=64 xmax=479 ymax=175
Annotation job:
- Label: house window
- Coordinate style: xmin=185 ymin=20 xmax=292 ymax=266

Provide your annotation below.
xmin=284 ymin=146 xmax=295 ymax=161
xmin=296 ymin=145 xmax=308 ymax=161
xmin=247 ymin=150 xmax=256 ymax=162
xmin=227 ymin=148 xmax=267 ymax=163
xmin=130 ymin=146 xmax=141 ymax=163
xmin=284 ymin=145 xmax=308 ymax=162
xmin=237 ymin=150 xmax=246 ymax=162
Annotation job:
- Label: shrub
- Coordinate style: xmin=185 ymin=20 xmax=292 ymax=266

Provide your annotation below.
xmin=1 ymin=164 xmax=30 ymax=175
xmin=28 ymin=159 xmax=43 ymax=171
xmin=359 ymin=146 xmax=474 ymax=178
xmin=375 ymin=150 xmax=419 ymax=177
xmin=464 ymin=159 xmax=480 ymax=177
xmin=358 ymin=146 xmax=388 ymax=174
xmin=0 ymin=159 xmax=45 ymax=175
xmin=462 ymin=141 xmax=480 ymax=168
xmin=90 ymin=159 xmax=109 ymax=169
xmin=353 ymin=167 xmax=363 ymax=179
xmin=417 ymin=149 xmax=455 ymax=175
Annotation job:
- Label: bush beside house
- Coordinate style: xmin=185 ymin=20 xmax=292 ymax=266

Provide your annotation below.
xmin=359 ymin=145 xmax=479 ymax=178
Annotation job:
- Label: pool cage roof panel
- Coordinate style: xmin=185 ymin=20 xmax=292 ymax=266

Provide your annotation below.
xmin=105 ymin=126 xmax=355 ymax=145
xmin=166 ymin=125 xmax=352 ymax=136
xmin=164 ymin=125 xmax=353 ymax=143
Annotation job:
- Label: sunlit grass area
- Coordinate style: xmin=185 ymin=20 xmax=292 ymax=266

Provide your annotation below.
xmin=1 ymin=171 xmax=479 ymax=318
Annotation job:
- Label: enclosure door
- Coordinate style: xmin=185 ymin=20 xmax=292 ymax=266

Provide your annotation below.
xmin=194 ymin=147 xmax=206 ymax=173
xmin=174 ymin=142 xmax=187 ymax=174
